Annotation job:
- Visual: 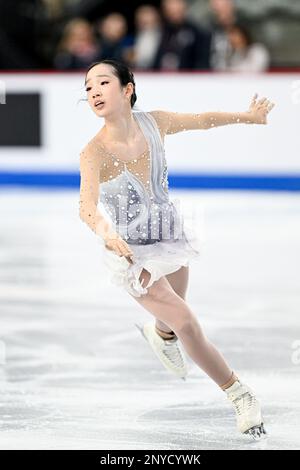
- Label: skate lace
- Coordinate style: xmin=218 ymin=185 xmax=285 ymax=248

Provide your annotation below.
xmin=232 ymin=392 xmax=256 ymax=416
xmin=162 ymin=340 xmax=184 ymax=367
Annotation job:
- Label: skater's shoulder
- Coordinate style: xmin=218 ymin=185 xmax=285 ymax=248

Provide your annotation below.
xmin=148 ymin=110 xmax=169 ymax=140
xmin=79 ymin=137 xmax=106 ymax=164
xmin=148 ymin=109 xmax=169 ymax=124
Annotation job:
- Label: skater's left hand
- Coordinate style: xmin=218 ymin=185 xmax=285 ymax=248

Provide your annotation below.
xmin=247 ymin=93 xmax=275 ymax=124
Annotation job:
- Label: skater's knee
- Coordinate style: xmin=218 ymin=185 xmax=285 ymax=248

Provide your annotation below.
xmin=146 ymin=283 xmax=195 ymax=326
xmin=175 ymin=313 xmax=201 ymax=336
xmin=156 ymin=292 xmax=198 ymax=333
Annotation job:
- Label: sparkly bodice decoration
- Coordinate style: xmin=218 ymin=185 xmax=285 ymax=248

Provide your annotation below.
xmin=97 ymin=111 xmax=180 ymax=245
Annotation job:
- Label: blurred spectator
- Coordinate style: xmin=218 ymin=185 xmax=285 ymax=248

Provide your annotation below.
xmin=223 ymin=23 xmax=271 ymax=72
xmin=53 ymin=18 xmax=102 ymax=69
xmin=210 ymin=0 xmax=236 ymax=26
xmin=132 ymin=5 xmax=163 ymax=69
xmin=41 ymin=0 xmax=66 ymax=20
xmin=152 ymin=0 xmax=211 ymax=70
xmin=207 ymin=0 xmax=241 ymax=70
xmin=95 ymin=13 xmax=134 ymax=65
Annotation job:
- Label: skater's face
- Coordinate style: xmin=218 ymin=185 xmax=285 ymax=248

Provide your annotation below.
xmin=85 ymin=63 xmax=134 ymax=117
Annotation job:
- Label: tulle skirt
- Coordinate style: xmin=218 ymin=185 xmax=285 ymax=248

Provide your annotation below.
xmin=98 ymin=221 xmax=203 ymax=297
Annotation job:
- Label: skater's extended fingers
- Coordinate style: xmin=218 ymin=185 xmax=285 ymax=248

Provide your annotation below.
xmin=117 ymin=240 xmax=134 ymax=259
xmin=112 ymin=242 xmax=124 ymax=257
xmin=258 ymin=97 xmax=267 ymax=105
xmin=105 ymin=238 xmax=123 ymax=256
xmin=118 ymin=247 xmax=125 ymax=256
xmin=117 ymin=240 xmax=128 ymax=254
xmin=120 ymin=239 xmax=134 ymax=255
xmin=261 ymin=98 xmax=269 ymax=106
xmin=265 ymin=99 xmax=273 ymax=108
xmin=121 ymin=248 xmax=133 ymax=258
xmin=256 ymin=100 xmax=268 ymax=110
xmin=260 ymin=100 xmax=273 ymax=114
xmin=124 ymin=254 xmax=134 ymax=264
xmin=120 ymin=248 xmax=134 ymax=264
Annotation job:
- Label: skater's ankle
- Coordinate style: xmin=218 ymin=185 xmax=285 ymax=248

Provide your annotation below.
xmin=155 ymin=325 xmax=177 ymax=340
xmin=220 ymin=371 xmax=240 ymax=391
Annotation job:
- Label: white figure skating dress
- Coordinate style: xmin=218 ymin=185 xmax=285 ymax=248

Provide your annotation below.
xmin=80 ymin=110 xmax=204 ymax=297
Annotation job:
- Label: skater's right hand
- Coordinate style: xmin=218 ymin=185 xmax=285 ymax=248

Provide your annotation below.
xmin=103 ymin=232 xmax=134 ymax=264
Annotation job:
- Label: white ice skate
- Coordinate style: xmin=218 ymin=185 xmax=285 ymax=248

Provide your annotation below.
xmin=224 ymin=379 xmax=267 ymax=440
xmin=135 ymin=321 xmax=188 ymax=380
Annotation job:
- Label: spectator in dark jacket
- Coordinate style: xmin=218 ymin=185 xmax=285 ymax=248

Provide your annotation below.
xmin=152 ymin=0 xmax=211 ymax=70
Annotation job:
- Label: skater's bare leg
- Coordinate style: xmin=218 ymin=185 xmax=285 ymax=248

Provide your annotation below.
xmin=165 ymin=265 xmax=189 ymax=300
xmin=155 ymin=266 xmax=189 ymax=334
xmin=130 ymin=268 xmax=236 ymax=388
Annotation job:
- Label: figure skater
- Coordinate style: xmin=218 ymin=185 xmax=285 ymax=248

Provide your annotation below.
xmin=79 ymin=58 xmax=275 ymax=440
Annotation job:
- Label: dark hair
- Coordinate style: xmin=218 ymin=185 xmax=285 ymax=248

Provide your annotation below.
xmin=84 ymin=59 xmax=137 ymax=108
xmin=228 ymin=22 xmax=253 ymax=46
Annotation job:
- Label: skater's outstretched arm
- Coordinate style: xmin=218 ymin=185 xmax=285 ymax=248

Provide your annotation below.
xmin=150 ymin=94 xmax=275 ymax=135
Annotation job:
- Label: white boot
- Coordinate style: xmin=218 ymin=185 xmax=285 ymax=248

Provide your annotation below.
xmin=135 ymin=321 xmax=188 ymax=380
xmin=224 ymin=379 xmax=267 ymax=440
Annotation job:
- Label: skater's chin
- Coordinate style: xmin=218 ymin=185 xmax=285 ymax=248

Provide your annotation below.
xmin=95 ymin=108 xmax=107 ymax=117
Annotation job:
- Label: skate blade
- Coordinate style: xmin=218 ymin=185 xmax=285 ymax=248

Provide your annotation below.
xmin=134 ymin=322 xmax=147 ymax=340
xmin=244 ymin=423 xmax=267 ymax=440
xmin=134 ymin=322 xmax=187 ymax=381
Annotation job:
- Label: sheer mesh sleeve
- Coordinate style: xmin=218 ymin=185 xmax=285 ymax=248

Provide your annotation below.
xmin=79 ymin=142 xmax=114 ymax=240
xmin=149 ymin=109 xmax=252 ymax=134
xmin=150 ymin=109 xmax=241 ymax=135
xmin=149 ymin=109 xmax=210 ymax=135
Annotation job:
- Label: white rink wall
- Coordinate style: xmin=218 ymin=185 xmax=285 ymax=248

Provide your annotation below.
xmin=0 ymin=72 xmax=299 ymax=189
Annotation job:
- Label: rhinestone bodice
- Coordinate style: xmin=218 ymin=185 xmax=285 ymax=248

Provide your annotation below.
xmin=96 ymin=111 xmax=177 ymax=244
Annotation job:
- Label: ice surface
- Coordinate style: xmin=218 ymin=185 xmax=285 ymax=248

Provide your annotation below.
xmin=0 ymin=189 xmax=299 ymax=449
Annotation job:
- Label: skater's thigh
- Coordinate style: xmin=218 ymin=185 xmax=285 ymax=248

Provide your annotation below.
xmin=131 ymin=268 xmax=184 ymax=306
xmin=129 ymin=268 xmax=196 ymax=331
